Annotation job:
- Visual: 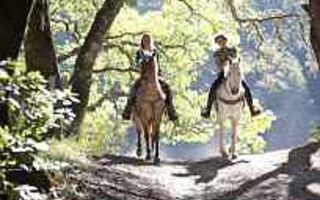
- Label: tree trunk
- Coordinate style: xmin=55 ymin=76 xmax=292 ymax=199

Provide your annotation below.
xmin=69 ymin=0 xmax=125 ymax=135
xmin=25 ymin=0 xmax=62 ymax=89
xmin=0 ymin=0 xmax=34 ymax=61
xmin=304 ymin=0 xmax=320 ymax=70
xmin=0 ymin=0 xmax=34 ymax=126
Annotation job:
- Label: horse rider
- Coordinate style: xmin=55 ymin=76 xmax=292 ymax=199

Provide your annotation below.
xmin=122 ymin=33 xmax=179 ymax=121
xmin=201 ymin=34 xmax=262 ymax=118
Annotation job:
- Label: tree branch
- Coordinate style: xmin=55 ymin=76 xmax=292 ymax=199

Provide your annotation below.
xmin=251 ymin=22 xmax=264 ymax=43
xmin=87 ymin=91 xmax=127 ymax=112
xmin=105 ymin=31 xmax=146 ymax=40
xmin=176 ymin=0 xmax=215 ymax=28
xmin=51 ymin=16 xmax=81 ymax=42
xmin=57 ymin=47 xmax=80 ymax=63
xmin=105 ymin=43 xmax=135 ymax=66
xmin=225 ymin=0 xmax=298 ymax=24
xmin=51 ymin=17 xmax=70 ymax=31
xmin=155 ymin=41 xmax=188 ymax=52
xmin=93 ymin=66 xmax=139 ymax=73
xmin=225 ymin=0 xmax=300 ymax=47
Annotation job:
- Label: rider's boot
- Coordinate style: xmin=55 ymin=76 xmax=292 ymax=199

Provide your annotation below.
xmin=201 ymin=74 xmax=224 ymax=118
xmin=201 ymin=90 xmax=215 ymax=118
xmin=161 ymin=81 xmax=178 ymax=121
xmin=166 ymin=100 xmax=178 ymax=121
xmin=122 ymin=80 xmax=140 ymax=120
xmin=122 ymin=96 xmax=136 ymax=120
xmin=242 ymin=81 xmax=262 ymax=117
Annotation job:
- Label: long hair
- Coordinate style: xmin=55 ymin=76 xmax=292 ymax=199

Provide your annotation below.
xmin=140 ymin=33 xmax=156 ymax=50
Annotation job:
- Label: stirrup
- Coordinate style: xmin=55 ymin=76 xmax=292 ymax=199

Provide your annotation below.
xmin=168 ymin=110 xmax=178 ymax=121
xmin=122 ymin=110 xmax=131 ymax=120
xmin=201 ymin=108 xmax=211 ymax=118
xmin=251 ymin=108 xmax=262 ymax=117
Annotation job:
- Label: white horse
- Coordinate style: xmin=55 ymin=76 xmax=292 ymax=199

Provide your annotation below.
xmin=215 ymin=58 xmax=245 ymax=159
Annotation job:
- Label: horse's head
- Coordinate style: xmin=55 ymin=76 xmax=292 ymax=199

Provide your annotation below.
xmin=138 ymin=51 xmax=166 ymax=101
xmin=140 ymin=51 xmax=158 ymax=77
xmin=223 ymin=57 xmax=243 ymax=96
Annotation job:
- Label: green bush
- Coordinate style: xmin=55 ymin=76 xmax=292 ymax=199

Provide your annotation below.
xmin=0 ymin=65 xmax=73 ymax=199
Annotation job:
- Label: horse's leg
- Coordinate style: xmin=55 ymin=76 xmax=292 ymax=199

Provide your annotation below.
xmin=154 ymin=128 xmax=160 ymax=164
xmin=136 ymin=127 xmax=142 ymax=157
xmin=219 ymin=121 xmax=228 ymax=158
xmin=144 ymin=124 xmax=151 ymax=161
xmin=151 ymin=124 xmax=155 ymax=154
xmin=154 ymin=116 xmax=162 ymax=165
xmin=134 ymin=118 xmax=143 ymax=157
xmin=230 ymin=119 xmax=238 ymax=159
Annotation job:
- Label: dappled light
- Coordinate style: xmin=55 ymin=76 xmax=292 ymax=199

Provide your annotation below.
xmin=1 ymin=0 xmax=320 ymax=199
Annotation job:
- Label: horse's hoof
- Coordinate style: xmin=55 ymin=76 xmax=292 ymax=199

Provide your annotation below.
xmin=154 ymin=157 xmax=161 ymax=165
xmin=221 ymin=151 xmax=229 ymax=159
xmin=231 ymin=154 xmax=238 ymax=160
xmin=136 ymin=149 xmax=142 ymax=157
xmin=146 ymin=154 xmax=151 ymax=161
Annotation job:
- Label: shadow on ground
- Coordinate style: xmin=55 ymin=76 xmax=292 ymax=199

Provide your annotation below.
xmin=53 ymin=142 xmax=320 ymax=200
xmin=186 ymin=141 xmax=320 ymax=200
xmin=94 ymin=154 xmax=157 ymax=166
xmin=172 ymin=157 xmax=248 ymax=184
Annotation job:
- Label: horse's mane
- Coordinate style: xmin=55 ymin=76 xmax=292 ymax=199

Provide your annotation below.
xmin=223 ymin=56 xmax=243 ymax=81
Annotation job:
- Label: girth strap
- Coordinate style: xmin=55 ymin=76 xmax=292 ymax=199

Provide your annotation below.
xmin=218 ymin=96 xmax=244 ymax=105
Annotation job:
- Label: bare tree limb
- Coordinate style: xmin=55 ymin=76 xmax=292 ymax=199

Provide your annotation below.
xmin=87 ymin=91 xmax=127 ymax=112
xmin=176 ymin=0 xmax=216 ymax=28
xmin=51 ymin=17 xmax=70 ymax=31
xmin=225 ymin=0 xmax=298 ymax=45
xmin=57 ymin=47 xmax=80 ymax=63
xmin=251 ymin=22 xmax=264 ymax=43
xmin=58 ymin=40 xmax=137 ymax=64
xmin=155 ymin=41 xmax=188 ymax=51
xmin=105 ymin=43 xmax=135 ymax=66
xmin=93 ymin=66 xmax=139 ymax=73
xmin=51 ymin=16 xmax=81 ymax=42
xmin=274 ymin=20 xmax=285 ymax=43
xmin=106 ymin=31 xmax=146 ymax=40
xmin=225 ymin=0 xmax=298 ymax=24
xmin=298 ymin=19 xmax=311 ymax=48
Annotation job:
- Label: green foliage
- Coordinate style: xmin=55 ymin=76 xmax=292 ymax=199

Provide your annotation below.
xmin=237 ymin=108 xmax=276 ymax=153
xmin=51 ymin=0 xmax=276 ymax=156
xmin=244 ymin=44 xmax=308 ymax=92
xmin=311 ymin=124 xmax=320 ymax=141
xmin=0 ymin=64 xmax=73 ymax=199
xmin=232 ymin=0 xmax=310 ymax=91
xmin=48 ymin=137 xmax=90 ymax=167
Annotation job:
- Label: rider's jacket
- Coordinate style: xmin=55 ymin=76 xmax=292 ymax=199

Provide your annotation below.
xmin=135 ymin=49 xmax=159 ymax=67
xmin=135 ymin=48 xmax=162 ymax=76
xmin=213 ymin=46 xmax=237 ymax=72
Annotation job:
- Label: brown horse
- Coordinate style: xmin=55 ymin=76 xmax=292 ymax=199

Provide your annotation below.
xmin=133 ymin=52 xmax=166 ymax=164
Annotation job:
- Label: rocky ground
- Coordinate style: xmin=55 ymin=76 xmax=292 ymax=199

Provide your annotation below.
xmin=50 ymin=142 xmax=320 ymax=200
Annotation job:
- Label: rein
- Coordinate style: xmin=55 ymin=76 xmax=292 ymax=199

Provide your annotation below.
xmin=218 ymin=96 xmax=244 ymax=105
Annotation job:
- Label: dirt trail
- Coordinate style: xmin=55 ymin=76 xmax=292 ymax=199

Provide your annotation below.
xmin=53 ymin=143 xmax=320 ymax=200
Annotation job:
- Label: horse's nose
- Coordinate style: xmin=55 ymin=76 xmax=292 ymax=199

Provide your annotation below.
xmin=231 ymin=88 xmax=239 ymax=95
